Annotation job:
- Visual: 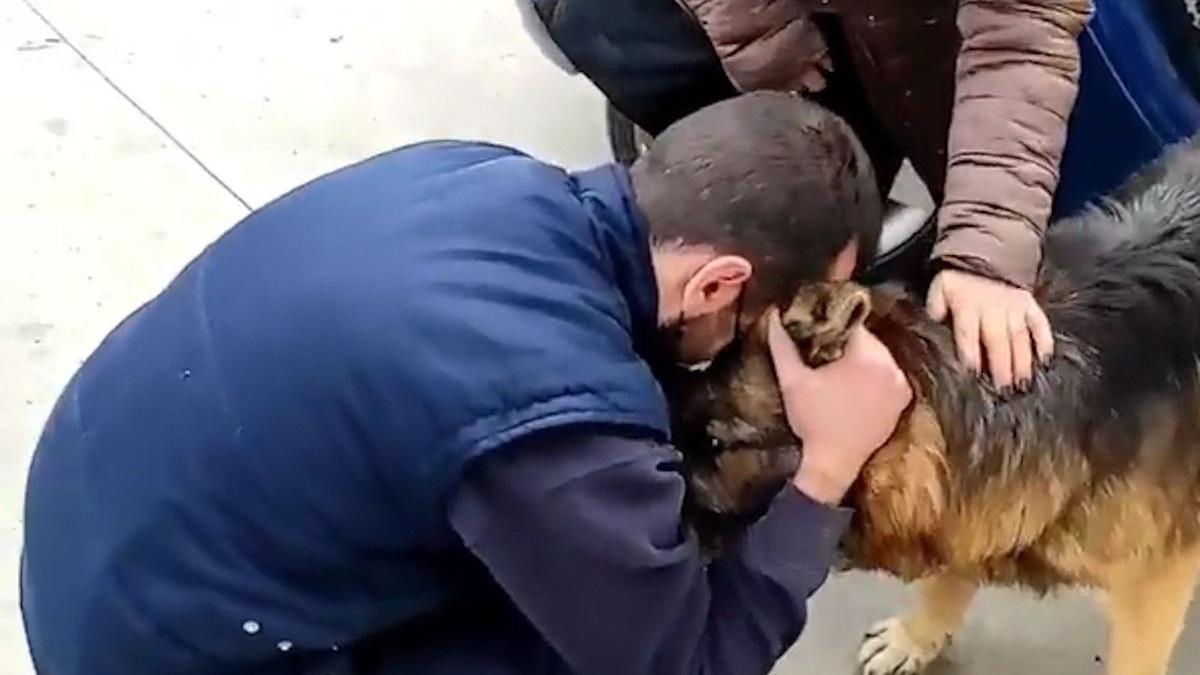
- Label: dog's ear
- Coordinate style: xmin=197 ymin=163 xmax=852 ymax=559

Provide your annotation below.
xmin=838 ymin=290 xmax=870 ymax=331
xmin=780 ymin=283 xmax=871 ymax=343
xmin=780 ymin=290 xmax=819 ymax=345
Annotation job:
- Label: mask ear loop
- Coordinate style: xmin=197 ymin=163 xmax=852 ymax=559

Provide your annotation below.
xmin=730 ymin=287 xmax=746 ymax=345
xmin=678 ymin=281 xmax=748 ymax=372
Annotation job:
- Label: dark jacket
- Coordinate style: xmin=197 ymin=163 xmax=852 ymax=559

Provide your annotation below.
xmin=679 ymin=0 xmax=1094 ymax=288
xmin=20 ymin=141 xmax=671 ymax=674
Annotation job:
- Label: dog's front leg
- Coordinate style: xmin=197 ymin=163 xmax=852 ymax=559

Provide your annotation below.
xmin=1103 ymin=548 xmax=1200 ymax=675
xmin=858 ymin=574 xmax=977 ymax=675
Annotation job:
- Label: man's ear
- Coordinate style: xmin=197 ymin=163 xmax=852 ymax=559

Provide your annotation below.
xmin=828 ymin=241 xmax=859 ymax=281
xmin=681 ymin=255 xmax=753 ymax=317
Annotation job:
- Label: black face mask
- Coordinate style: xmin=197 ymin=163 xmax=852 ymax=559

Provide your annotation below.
xmin=640 ymin=313 xmax=686 ymax=379
xmin=643 ymin=290 xmax=746 ymax=375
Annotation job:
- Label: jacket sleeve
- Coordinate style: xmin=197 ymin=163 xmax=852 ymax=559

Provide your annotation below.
xmin=933 ymin=0 xmax=1093 ymax=288
xmin=449 ymin=428 xmax=850 ymax=675
xmin=678 ymin=0 xmax=829 ymax=92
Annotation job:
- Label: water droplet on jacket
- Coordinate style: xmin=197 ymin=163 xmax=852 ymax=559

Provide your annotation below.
xmin=181 ymin=369 xmax=192 ymax=379
xmin=242 ymin=620 xmax=260 ymax=635
xmin=277 ymin=640 xmax=293 ymax=652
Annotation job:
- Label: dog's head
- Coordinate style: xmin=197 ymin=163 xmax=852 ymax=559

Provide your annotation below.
xmin=668 ymin=282 xmax=874 ymax=551
xmin=671 ymin=282 xmax=952 ymax=570
xmin=777 ymin=282 xmax=872 ymax=366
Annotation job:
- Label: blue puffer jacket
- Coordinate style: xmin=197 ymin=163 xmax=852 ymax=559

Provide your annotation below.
xmin=21 ymin=141 xmax=671 ymax=674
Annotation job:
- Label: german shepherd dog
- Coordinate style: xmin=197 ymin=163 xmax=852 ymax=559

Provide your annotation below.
xmin=668 ymin=138 xmax=1200 ymax=675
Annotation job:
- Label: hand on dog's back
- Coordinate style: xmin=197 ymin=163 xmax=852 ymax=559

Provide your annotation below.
xmin=766 ymin=311 xmax=912 ymax=505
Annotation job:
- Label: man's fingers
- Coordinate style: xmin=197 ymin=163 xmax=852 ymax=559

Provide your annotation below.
xmin=1008 ymin=310 xmax=1034 ymax=389
xmin=848 ymin=326 xmax=913 ymax=407
xmin=1028 ymin=304 xmax=1055 ymax=363
xmin=926 ymin=280 xmax=948 ymax=322
xmin=981 ymin=312 xmax=1013 ymax=389
xmin=839 ymin=324 xmax=875 ymax=359
xmin=767 ymin=310 xmax=814 ymax=385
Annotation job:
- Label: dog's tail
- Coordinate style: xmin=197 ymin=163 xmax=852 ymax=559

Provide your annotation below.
xmin=1041 ymin=136 xmax=1200 ymax=401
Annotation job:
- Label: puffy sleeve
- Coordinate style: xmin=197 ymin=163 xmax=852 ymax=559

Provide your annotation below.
xmin=933 ymin=0 xmax=1094 ymax=288
xmin=679 ymin=0 xmax=830 ymax=92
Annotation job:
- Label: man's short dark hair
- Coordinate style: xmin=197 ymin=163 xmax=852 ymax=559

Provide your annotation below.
xmin=630 ymin=92 xmax=882 ymax=308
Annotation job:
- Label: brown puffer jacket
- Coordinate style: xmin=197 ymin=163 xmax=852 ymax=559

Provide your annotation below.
xmin=679 ymin=0 xmax=1094 ymax=289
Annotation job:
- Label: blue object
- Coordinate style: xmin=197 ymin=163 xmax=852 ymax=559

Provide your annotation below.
xmin=21 ymin=142 xmax=670 ymax=674
xmin=1056 ymin=0 xmax=1200 ymax=216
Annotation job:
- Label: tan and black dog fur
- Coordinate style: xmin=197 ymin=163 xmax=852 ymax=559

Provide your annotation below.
xmin=667 ymin=138 xmax=1200 ymax=675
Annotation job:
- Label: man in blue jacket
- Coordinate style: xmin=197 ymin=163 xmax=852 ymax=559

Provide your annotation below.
xmin=21 ymin=92 xmax=911 ymax=675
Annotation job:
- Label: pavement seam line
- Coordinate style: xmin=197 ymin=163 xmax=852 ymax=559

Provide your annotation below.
xmin=18 ymin=0 xmax=254 ymax=212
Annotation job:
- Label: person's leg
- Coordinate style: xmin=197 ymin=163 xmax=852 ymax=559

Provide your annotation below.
xmin=1150 ymin=0 xmax=1200 ymax=98
xmin=812 ymin=15 xmax=905 ymax=199
xmin=536 ymin=0 xmax=737 ymax=136
xmin=1056 ymin=0 xmax=1200 ymax=216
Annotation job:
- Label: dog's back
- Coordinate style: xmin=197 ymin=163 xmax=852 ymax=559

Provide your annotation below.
xmin=844 ymin=138 xmax=1200 ymax=585
xmin=844 ymin=143 xmax=1200 ymax=675
xmin=1042 ymin=137 xmax=1200 ymax=417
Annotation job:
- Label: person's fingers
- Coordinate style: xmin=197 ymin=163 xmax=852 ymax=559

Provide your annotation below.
xmin=981 ymin=310 xmax=1013 ymax=388
xmin=952 ymin=305 xmax=982 ymax=375
xmin=767 ymin=310 xmax=814 ymax=385
xmin=859 ymin=327 xmax=911 ymax=390
xmin=840 ymin=324 xmax=876 ymax=360
xmin=1028 ymin=304 xmax=1055 ymax=363
xmin=899 ymin=373 xmax=914 ymax=404
xmin=1008 ymin=309 xmax=1035 ymax=389
xmin=926 ymin=279 xmax=948 ymax=322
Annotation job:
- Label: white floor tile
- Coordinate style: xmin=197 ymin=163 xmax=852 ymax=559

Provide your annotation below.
xmin=26 ymin=0 xmax=611 ymax=207
xmin=2 ymin=2 xmax=246 ymax=670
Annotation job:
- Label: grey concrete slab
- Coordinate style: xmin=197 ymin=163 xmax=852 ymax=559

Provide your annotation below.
xmin=24 ymin=0 xmax=612 ymax=208
xmin=774 ymin=571 xmax=1200 ymax=674
xmin=2 ymin=1 xmax=248 ymax=671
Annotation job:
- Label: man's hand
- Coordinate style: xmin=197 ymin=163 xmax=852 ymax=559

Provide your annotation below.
xmin=766 ymin=312 xmax=913 ymax=505
xmin=926 ymin=270 xmax=1054 ymax=391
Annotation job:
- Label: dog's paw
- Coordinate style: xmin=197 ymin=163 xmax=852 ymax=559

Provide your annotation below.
xmin=858 ymin=617 xmax=947 ymax=675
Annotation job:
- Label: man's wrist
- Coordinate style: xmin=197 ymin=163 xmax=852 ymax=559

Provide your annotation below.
xmin=792 ymin=453 xmax=854 ymax=506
